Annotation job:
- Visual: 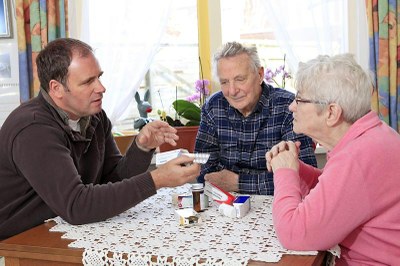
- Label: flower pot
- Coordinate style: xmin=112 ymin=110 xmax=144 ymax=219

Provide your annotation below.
xmin=114 ymin=134 xmax=136 ymax=155
xmin=159 ymin=126 xmax=199 ymax=153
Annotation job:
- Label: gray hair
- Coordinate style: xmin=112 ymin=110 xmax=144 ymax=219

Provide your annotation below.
xmin=212 ymin=42 xmax=261 ymax=78
xmin=295 ymin=54 xmax=374 ymax=123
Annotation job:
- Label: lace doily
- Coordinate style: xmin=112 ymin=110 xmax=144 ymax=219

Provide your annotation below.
xmin=49 ymin=185 xmax=320 ymax=265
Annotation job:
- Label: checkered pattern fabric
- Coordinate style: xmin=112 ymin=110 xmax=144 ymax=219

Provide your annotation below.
xmin=195 ymin=83 xmax=317 ymax=195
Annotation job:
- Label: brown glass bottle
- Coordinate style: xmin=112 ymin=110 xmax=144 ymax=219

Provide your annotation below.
xmin=191 ymin=183 xmax=204 ymax=212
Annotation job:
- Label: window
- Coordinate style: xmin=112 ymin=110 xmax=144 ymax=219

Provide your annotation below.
xmin=0 ymin=17 xmax=19 ymax=126
xmin=121 ymin=0 xmax=200 ymax=131
xmin=115 ymin=0 xmax=355 ymax=132
xmin=220 ymin=0 xmax=295 ymax=91
xmin=1 ymin=1 xmax=367 ymax=129
xmin=74 ymin=0 xmax=200 ymax=131
xmin=113 ymin=0 xmax=297 ymax=132
xmin=219 ymin=0 xmax=355 ymax=93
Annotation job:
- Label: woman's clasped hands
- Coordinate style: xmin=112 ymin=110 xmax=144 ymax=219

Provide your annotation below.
xmin=266 ymin=141 xmax=301 ymax=172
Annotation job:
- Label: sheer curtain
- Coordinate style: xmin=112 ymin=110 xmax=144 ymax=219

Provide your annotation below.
xmin=263 ymin=0 xmax=369 ymax=73
xmin=69 ymin=0 xmax=172 ymax=125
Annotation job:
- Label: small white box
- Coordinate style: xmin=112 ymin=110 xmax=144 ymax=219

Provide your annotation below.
xmin=174 ymin=208 xmax=202 ymax=226
xmin=233 ymin=195 xmax=251 ymax=218
xmin=172 ymin=193 xmax=193 ymax=208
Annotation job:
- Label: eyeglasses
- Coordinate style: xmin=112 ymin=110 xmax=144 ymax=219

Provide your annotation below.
xmin=294 ymin=92 xmax=328 ymax=105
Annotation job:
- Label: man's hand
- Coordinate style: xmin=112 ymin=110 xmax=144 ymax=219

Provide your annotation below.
xmin=204 ymin=169 xmax=239 ymax=192
xmin=266 ymin=141 xmax=300 ymax=172
xmin=151 ymin=155 xmax=200 ymax=189
xmin=136 ymin=120 xmax=179 ymax=151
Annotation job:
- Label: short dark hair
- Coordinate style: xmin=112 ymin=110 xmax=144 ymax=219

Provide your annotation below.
xmin=36 ymin=38 xmax=93 ymax=92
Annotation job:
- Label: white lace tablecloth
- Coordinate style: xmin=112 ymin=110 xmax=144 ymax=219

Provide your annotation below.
xmin=48 ymin=185 xmax=320 ymax=265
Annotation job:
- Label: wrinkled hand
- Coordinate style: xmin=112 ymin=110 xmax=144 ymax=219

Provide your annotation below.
xmin=204 ymin=169 xmax=239 ymax=192
xmin=136 ymin=120 xmax=178 ymax=151
xmin=151 ymin=155 xmax=200 ymax=189
xmin=266 ymin=141 xmax=300 ymax=172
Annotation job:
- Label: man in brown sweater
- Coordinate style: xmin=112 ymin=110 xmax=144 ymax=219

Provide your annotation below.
xmin=0 ymin=38 xmax=200 ymax=240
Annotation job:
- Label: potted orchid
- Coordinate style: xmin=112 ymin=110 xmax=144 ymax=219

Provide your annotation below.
xmin=264 ymin=55 xmax=292 ymax=88
xmin=158 ymin=79 xmax=210 ymax=152
xmin=158 ymin=79 xmax=210 ymax=127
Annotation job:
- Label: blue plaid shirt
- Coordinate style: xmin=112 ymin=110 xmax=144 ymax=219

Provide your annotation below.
xmin=194 ymin=83 xmax=317 ymax=195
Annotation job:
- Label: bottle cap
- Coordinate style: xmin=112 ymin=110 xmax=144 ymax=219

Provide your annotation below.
xmin=191 ymin=183 xmax=204 ymax=190
xmin=218 ymin=203 xmax=236 ymax=218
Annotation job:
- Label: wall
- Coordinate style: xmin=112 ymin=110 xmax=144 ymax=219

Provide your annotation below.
xmin=315 ymin=146 xmax=327 ymax=169
xmin=0 ymin=0 xmax=19 ymax=126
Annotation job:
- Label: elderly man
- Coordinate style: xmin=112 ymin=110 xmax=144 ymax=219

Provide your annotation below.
xmin=267 ymin=54 xmax=400 ymax=264
xmin=195 ymin=42 xmax=317 ymax=195
xmin=0 ymin=38 xmax=200 ymax=240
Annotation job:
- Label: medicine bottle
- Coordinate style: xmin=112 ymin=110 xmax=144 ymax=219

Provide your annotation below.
xmin=191 ymin=183 xmax=204 ymax=212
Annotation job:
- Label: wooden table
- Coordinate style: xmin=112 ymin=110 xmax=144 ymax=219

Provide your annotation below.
xmin=0 ymin=221 xmax=326 ymax=266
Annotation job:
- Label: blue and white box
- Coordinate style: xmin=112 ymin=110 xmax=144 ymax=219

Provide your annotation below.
xmin=233 ymin=195 xmax=251 ymax=218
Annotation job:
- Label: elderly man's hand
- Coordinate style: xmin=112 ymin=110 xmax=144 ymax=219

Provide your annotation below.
xmin=204 ymin=169 xmax=239 ymax=192
xmin=135 ymin=120 xmax=178 ymax=151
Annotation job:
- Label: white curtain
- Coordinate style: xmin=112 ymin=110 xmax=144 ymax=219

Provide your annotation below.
xmin=69 ymin=0 xmax=172 ymax=124
xmin=263 ymin=0 xmax=369 ymax=73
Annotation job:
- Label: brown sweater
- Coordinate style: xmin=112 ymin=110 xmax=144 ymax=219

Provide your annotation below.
xmin=0 ymin=92 xmax=156 ymax=240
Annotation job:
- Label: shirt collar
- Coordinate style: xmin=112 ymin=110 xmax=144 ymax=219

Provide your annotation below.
xmin=256 ymin=82 xmax=271 ymax=113
xmin=40 ymin=87 xmax=91 ymax=136
xmin=327 ymin=111 xmax=379 ymax=159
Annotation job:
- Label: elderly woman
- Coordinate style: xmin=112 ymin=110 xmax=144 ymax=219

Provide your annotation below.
xmin=266 ymin=54 xmax=400 ymax=265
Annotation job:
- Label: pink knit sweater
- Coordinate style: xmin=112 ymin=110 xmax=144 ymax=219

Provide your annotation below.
xmin=272 ymin=111 xmax=400 ymax=265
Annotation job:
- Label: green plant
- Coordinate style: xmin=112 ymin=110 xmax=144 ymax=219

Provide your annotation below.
xmin=158 ymin=79 xmax=210 ymax=126
xmin=170 ymin=99 xmax=201 ymax=126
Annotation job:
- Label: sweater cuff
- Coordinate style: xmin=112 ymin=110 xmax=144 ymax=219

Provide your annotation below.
xmin=127 ymin=137 xmax=155 ymax=158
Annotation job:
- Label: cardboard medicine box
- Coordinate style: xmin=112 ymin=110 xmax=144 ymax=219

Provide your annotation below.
xmin=174 ymin=208 xmax=201 ymax=226
xmin=233 ymin=195 xmax=251 ymax=218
